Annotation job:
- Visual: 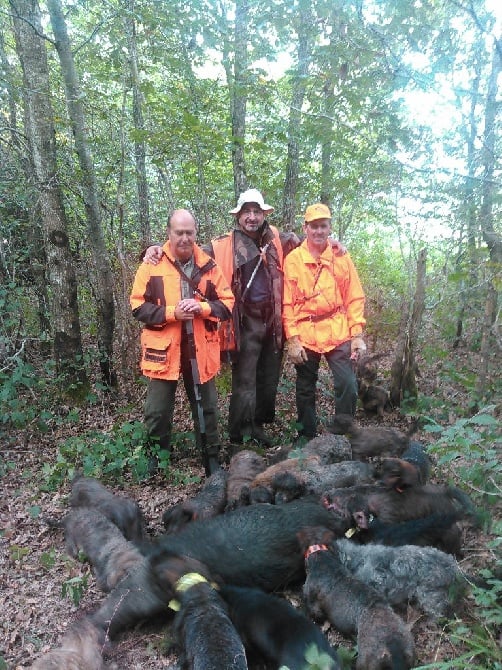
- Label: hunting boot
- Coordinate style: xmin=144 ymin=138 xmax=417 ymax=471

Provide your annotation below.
xmin=250 ymin=423 xmax=273 ymax=447
xmin=205 ymin=445 xmax=221 ymax=477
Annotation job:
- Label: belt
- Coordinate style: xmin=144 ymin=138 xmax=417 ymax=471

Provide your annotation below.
xmin=297 ymin=306 xmax=344 ymax=323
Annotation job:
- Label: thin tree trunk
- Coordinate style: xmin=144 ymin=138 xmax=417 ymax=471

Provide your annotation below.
xmin=0 ymin=26 xmax=51 ymax=352
xmin=113 ymin=82 xmax=139 ymax=385
xmin=282 ymin=2 xmax=314 ymax=229
xmin=47 ymin=0 xmax=117 ymax=387
xmin=231 ymin=0 xmax=248 ymax=197
xmin=476 ymin=37 xmax=501 ymax=399
xmin=453 ymin=60 xmax=480 ymax=349
xmin=10 ymin=0 xmax=88 ymax=394
xmin=125 ymin=0 xmax=151 ymax=247
xmin=390 ymin=248 xmax=427 ymax=406
xmin=176 ymin=39 xmax=212 ymax=238
xmin=320 ymin=12 xmax=345 ymax=209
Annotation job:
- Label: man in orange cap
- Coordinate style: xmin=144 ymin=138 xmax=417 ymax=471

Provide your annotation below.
xmin=283 ymin=203 xmax=366 ymax=442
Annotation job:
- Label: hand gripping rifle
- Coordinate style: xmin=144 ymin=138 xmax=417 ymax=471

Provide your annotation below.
xmin=184 ymin=318 xmax=211 ymax=477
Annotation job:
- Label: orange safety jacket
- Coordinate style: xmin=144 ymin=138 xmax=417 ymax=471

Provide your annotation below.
xmin=209 ymin=224 xmax=284 ymax=353
xmin=283 ymin=240 xmax=365 ymax=354
xmin=130 ymin=242 xmax=234 ymax=382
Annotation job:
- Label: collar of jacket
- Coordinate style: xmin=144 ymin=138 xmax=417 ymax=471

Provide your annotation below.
xmin=162 ymin=241 xmax=215 ymax=273
xmin=298 ymin=238 xmax=334 ymax=265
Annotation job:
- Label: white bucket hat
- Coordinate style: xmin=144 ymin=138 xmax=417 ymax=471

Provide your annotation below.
xmin=229 ymin=188 xmax=274 ymax=215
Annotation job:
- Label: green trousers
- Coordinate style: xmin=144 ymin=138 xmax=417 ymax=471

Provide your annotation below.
xmin=295 ymin=340 xmax=357 ymax=438
xmin=144 ymin=362 xmax=220 ymax=457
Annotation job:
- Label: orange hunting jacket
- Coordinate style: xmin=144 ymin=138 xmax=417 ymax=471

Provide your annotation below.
xmin=209 ymin=224 xmax=284 ymax=352
xmin=283 ymin=240 xmax=365 ymax=353
xmin=130 ymin=242 xmax=234 ymax=382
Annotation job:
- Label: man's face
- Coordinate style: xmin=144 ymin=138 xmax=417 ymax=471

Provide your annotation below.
xmin=168 ymin=214 xmax=197 ymax=261
xmin=236 ymin=202 xmax=265 ymax=237
xmin=304 ymin=218 xmax=331 ymax=251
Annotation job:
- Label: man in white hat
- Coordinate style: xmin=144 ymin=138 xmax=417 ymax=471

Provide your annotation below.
xmin=210 ymin=189 xmax=293 ymax=447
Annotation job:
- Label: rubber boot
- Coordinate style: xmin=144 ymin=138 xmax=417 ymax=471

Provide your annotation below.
xmin=205 ymin=445 xmax=221 ymax=477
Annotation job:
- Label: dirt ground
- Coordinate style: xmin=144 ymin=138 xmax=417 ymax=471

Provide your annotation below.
xmin=1 ymin=356 xmax=500 ymax=669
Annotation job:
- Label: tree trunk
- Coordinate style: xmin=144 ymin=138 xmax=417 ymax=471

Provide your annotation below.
xmin=231 ymin=0 xmax=248 ymax=197
xmin=476 ymin=37 xmax=501 ymax=399
xmin=47 ymin=0 xmax=117 ymax=387
xmin=180 ymin=51 xmax=212 ymax=237
xmin=453 ymin=59 xmax=480 ymax=350
xmin=390 ymin=248 xmax=427 ymax=406
xmin=320 ymin=11 xmax=345 ymax=210
xmin=282 ymin=3 xmax=314 ymax=230
xmin=10 ymin=0 xmax=88 ymax=395
xmin=125 ymin=0 xmax=151 ymax=247
xmin=0 ymin=26 xmax=51 ymax=353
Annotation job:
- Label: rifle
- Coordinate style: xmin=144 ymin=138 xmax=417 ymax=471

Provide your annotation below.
xmin=184 ymin=318 xmax=211 ymax=477
xmin=240 ymin=242 xmax=270 ymax=303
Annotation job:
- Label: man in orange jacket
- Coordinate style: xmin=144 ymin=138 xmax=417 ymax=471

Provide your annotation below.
xmin=283 ymin=203 xmax=366 ymax=442
xmin=130 ymin=209 xmax=234 ymax=475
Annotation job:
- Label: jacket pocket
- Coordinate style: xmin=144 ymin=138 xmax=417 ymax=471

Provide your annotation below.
xmin=140 ymin=329 xmax=172 ymax=374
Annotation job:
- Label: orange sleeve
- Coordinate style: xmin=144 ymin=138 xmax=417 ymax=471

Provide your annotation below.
xmin=341 ymin=253 xmax=366 ymax=337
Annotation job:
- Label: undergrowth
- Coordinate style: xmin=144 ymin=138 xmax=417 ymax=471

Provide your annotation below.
xmin=1 ymin=357 xmax=500 ymax=669
xmin=414 ymin=404 xmax=501 ymax=670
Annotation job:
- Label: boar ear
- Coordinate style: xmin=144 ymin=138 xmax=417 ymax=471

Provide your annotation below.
xmin=353 ymin=510 xmax=369 ymax=530
xmin=324 ymin=495 xmax=343 ymax=512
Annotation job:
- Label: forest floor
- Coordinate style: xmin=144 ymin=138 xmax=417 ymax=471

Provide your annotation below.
xmin=1 ymin=350 xmax=500 ymax=670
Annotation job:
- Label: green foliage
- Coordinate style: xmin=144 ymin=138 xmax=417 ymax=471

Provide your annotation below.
xmin=422 ymin=405 xmax=500 ymax=506
xmin=413 ymin=404 xmax=502 ymax=669
xmin=277 ymin=642 xmax=342 ymax=669
xmin=335 ymin=644 xmax=357 ymax=670
xmin=29 ymin=505 xmax=41 ymax=519
xmin=417 ymin=613 xmax=502 ymax=669
xmin=41 ymin=420 xmax=157 ymax=489
xmin=9 ymin=544 xmax=30 ymax=562
xmin=61 ymin=575 xmax=88 ymax=607
xmin=0 ymin=356 xmax=89 ymax=439
xmin=414 ymin=553 xmax=502 ymax=670
xmin=471 ymin=564 xmax=502 ymax=627
xmin=39 ymin=548 xmax=57 ymax=571
xmin=346 ymin=231 xmax=408 ymax=341
xmin=0 ymin=457 xmax=16 ymax=478
xmin=39 ymin=417 xmax=201 ymax=490
xmin=166 ymin=467 xmax=202 ymax=487
xmin=215 ymin=363 xmax=233 ymax=397
xmin=0 ymin=359 xmax=40 ymax=433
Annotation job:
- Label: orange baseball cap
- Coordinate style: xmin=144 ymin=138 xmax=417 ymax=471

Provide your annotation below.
xmin=304 ymin=203 xmax=331 ymax=222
